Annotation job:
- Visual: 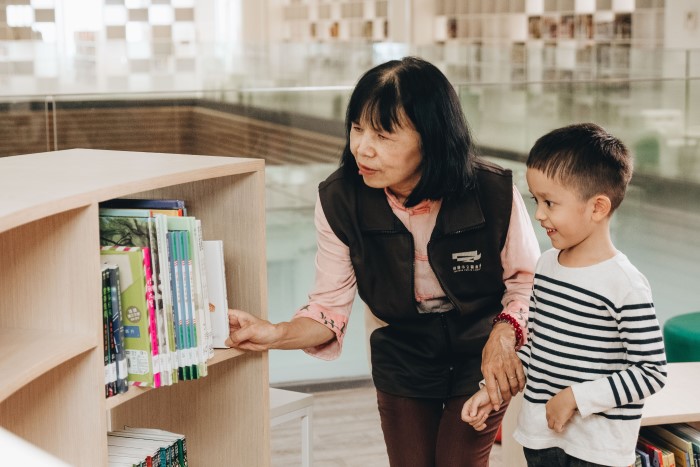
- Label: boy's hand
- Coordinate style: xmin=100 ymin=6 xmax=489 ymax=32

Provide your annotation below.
xmin=545 ymin=387 xmax=577 ymax=433
xmin=461 ymin=388 xmax=497 ymax=431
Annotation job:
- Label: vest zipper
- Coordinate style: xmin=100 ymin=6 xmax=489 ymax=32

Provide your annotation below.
xmin=427 ymin=229 xmax=480 ymax=397
xmin=439 ymin=312 xmax=455 ymax=396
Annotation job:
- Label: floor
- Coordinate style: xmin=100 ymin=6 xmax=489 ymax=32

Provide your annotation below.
xmin=271 ymin=384 xmax=503 ymax=467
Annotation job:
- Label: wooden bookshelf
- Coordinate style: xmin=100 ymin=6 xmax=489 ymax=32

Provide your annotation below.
xmin=502 ymin=361 xmax=700 ymax=466
xmin=0 ymin=148 xmax=270 ymax=466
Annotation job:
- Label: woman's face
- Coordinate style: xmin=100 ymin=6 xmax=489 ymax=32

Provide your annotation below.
xmin=349 ymin=113 xmax=423 ymax=203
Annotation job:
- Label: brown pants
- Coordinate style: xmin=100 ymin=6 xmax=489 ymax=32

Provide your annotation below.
xmin=376 ymin=389 xmax=507 ymax=467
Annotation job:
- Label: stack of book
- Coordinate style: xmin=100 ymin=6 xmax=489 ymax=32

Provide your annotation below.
xmin=99 ymin=198 xmax=231 ymax=396
xmin=108 ymin=427 xmax=187 ymax=467
xmin=635 ymin=423 xmax=700 ymax=467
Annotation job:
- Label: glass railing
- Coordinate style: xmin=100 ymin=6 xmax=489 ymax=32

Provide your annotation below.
xmin=2 ymin=63 xmax=699 ymax=385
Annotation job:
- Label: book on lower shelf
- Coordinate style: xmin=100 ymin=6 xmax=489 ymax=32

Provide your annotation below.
xmin=636 ymin=423 xmax=700 ymax=467
xmin=110 ymin=427 xmax=187 ymax=467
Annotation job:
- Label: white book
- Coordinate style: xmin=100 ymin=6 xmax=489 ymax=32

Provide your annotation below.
xmin=203 ymin=240 xmax=230 ymax=348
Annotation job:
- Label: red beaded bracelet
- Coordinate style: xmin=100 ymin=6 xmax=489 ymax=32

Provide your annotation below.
xmin=492 ymin=312 xmax=524 ymax=349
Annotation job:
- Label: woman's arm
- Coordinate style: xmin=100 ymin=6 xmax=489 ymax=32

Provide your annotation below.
xmin=481 ymin=186 xmax=540 ymax=408
xmin=227 ymin=194 xmax=356 ymax=359
xmin=226 ymin=311 xmax=335 ymax=351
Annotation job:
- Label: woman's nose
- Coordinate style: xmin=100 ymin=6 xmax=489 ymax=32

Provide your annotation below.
xmin=356 ymin=134 xmax=376 ymax=158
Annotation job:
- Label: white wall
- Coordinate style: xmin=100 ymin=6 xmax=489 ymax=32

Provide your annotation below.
xmin=664 ymin=0 xmax=700 ymax=50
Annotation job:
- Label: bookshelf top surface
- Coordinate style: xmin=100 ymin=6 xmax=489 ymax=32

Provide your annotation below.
xmin=0 ymin=149 xmax=264 ymax=233
xmin=641 ymin=361 xmax=700 ymax=426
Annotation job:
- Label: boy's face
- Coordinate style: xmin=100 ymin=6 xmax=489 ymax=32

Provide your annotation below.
xmin=526 ymin=168 xmax=597 ymax=252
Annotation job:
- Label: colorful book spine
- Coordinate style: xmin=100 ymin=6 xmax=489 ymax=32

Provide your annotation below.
xmin=107 ymin=264 xmax=129 ymax=394
xmin=178 ymin=230 xmax=199 ymax=379
xmin=102 ymin=267 xmax=112 ymax=398
xmin=100 ymin=198 xmax=186 ymax=215
xmin=142 ymin=247 xmax=161 ymax=389
xmin=168 ymin=231 xmax=188 ymax=381
xmin=155 ymin=214 xmax=178 ymax=384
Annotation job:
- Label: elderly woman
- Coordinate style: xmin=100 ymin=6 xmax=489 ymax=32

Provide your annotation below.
xmin=227 ymin=56 xmax=539 ymax=467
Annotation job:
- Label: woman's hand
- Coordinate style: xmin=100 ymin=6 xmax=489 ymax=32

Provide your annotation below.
xmin=481 ymin=322 xmax=525 ymax=409
xmin=225 ymin=309 xmax=281 ymax=351
xmin=225 ymin=309 xmax=336 ymax=352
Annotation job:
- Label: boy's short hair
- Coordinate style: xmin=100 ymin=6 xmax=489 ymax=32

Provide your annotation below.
xmin=526 ymin=122 xmax=633 ymax=212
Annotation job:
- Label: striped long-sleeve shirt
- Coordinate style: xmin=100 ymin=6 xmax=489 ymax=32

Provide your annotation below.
xmin=513 ymin=248 xmax=667 ymax=466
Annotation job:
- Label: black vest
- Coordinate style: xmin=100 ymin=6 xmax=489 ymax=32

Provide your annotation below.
xmin=319 ymin=160 xmax=513 ymax=398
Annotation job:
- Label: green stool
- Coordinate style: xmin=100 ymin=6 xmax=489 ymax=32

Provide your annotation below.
xmin=664 ymin=312 xmax=700 ymax=363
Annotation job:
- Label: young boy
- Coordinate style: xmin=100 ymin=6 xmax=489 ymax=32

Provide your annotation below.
xmin=462 ymin=123 xmax=667 ymax=466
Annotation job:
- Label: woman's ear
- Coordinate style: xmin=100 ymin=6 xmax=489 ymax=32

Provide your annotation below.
xmin=591 ymin=194 xmax=612 ymax=220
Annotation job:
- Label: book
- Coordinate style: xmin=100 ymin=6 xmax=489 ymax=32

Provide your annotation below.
xmin=637 ymin=448 xmax=652 ymax=467
xmin=102 ymin=265 xmax=113 ymax=398
xmin=167 ymin=217 xmax=209 ymax=376
xmin=194 ymin=220 xmax=213 ymax=358
xmin=100 ymin=211 xmax=172 ymax=386
xmin=177 ymin=229 xmax=201 ymax=378
xmin=153 ymin=214 xmax=178 ymax=384
xmin=100 ymin=246 xmax=154 ymax=388
xmin=113 ymin=427 xmax=187 ymax=467
xmin=203 ymin=240 xmax=230 ymax=349
xmin=638 ymin=436 xmax=664 ymax=467
xmin=100 ymin=198 xmax=187 ymax=216
xmin=142 ymin=246 xmax=161 ymax=389
xmin=168 ymin=231 xmax=190 ymax=381
xmin=665 ymin=424 xmax=700 ymax=466
xmin=108 ymin=434 xmax=167 ymax=467
xmin=644 ymin=426 xmax=694 ymax=467
xmin=641 ymin=430 xmax=680 ymax=467
xmin=105 ymin=263 xmax=129 ymax=394
xmin=100 ymin=207 xmax=183 ymax=218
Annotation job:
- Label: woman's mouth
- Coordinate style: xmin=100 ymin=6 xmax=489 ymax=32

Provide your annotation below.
xmin=358 ymin=164 xmax=378 ymax=176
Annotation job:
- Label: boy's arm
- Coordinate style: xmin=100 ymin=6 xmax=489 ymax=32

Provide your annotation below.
xmin=570 ymin=287 xmax=667 ymax=418
xmin=461 ymin=387 xmax=497 ymax=431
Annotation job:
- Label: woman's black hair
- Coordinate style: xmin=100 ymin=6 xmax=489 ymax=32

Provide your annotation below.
xmin=340 ymin=56 xmax=477 ymax=207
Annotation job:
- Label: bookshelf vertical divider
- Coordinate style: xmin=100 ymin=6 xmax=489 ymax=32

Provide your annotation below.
xmin=0 ymin=149 xmax=270 ymax=466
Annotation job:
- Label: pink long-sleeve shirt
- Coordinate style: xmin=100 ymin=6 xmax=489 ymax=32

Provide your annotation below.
xmin=294 ymin=185 xmax=540 ymax=360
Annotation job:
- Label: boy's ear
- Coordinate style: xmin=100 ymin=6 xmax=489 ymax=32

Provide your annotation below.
xmin=591 ymin=194 xmax=612 ymax=220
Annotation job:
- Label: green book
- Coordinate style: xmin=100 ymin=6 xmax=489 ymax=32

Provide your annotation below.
xmin=100 ymin=246 xmax=154 ymax=388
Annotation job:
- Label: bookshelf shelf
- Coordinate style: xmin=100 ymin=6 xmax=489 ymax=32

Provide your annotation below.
xmin=104 ymin=348 xmax=248 ymax=411
xmin=0 ymin=148 xmax=270 ymax=466
xmin=0 ymin=330 xmax=96 ymax=403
